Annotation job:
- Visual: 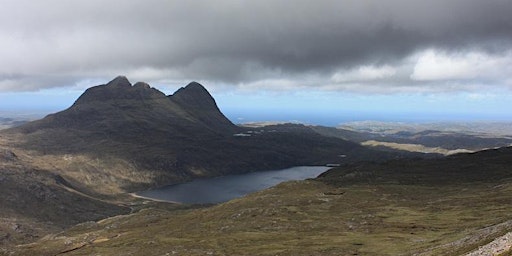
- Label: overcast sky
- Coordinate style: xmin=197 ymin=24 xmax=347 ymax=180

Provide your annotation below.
xmin=1 ymin=0 xmax=511 ymax=124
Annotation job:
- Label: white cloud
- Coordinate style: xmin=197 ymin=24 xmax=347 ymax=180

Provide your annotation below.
xmin=332 ymin=65 xmax=397 ymax=82
xmin=237 ymin=79 xmax=307 ymax=92
xmin=410 ymin=49 xmax=512 ymax=82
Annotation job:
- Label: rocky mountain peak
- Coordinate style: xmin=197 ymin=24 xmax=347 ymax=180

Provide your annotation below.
xmin=184 ymin=81 xmax=207 ymax=91
xmin=72 ymin=76 xmax=165 ymax=105
xmin=106 ymin=75 xmax=132 ymax=87
xmin=13 ymin=76 xmax=237 ymax=136
xmin=133 ymin=82 xmax=151 ymax=89
xmin=168 ymin=81 xmax=236 ymax=132
xmin=170 ymin=81 xmax=217 ymax=110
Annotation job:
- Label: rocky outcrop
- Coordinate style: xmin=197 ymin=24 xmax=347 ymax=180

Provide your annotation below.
xmin=0 ymin=149 xmax=17 ymax=162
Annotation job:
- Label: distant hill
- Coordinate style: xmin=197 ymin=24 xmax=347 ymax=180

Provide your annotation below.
xmin=3 ymin=76 xmax=401 ymax=193
xmin=0 ymin=117 xmax=28 ymax=130
xmin=312 ymin=124 xmax=512 ymax=155
xmin=318 ymin=146 xmax=512 ymax=185
xmin=340 ymin=120 xmax=512 ymax=137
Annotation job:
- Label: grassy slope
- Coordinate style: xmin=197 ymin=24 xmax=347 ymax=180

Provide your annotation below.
xmin=0 ymin=148 xmax=131 ymax=249
xmin=10 ymin=148 xmax=512 ymax=255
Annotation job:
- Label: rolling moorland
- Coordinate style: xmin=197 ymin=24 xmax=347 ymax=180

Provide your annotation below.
xmin=9 ymin=147 xmax=512 ymax=256
xmin=1 ymin=76 xmax=512 ymax=255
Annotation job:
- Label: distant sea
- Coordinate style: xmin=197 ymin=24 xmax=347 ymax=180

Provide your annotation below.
xmin=2 ymin=109 xmax=512 ymax=128
xmin=223 ymin=109 xmax=512 ymax=127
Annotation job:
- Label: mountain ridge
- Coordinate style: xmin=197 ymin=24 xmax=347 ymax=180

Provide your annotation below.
xmin=72 ymin=76 xmax=168 ymax=105
xmin=15 ymin=76 xmax=237 ymax=136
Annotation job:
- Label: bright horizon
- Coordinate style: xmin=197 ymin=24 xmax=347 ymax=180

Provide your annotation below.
xmin=1 ymin=78 xmax=511 ymax=127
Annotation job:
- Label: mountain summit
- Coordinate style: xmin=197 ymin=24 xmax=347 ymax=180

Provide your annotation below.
xmin=169 ymin=82 xmax=234 ymax=132
xmin=73 ymin=76 xmax=167 ymax=105
xmin=106 ymin=75 xmax=131 ymax=87
xmin=171 ymin=81 xmax=218 ymax=111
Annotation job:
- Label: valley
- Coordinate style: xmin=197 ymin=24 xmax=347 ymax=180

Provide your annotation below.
xmin=8 ymin=147 xmax=512 ymax=255
xmin=1 ymin=77 xmax=512 ymax=255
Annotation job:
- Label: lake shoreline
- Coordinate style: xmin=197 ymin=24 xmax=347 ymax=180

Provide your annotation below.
xmin=136 ymin=166 xmax=330 ymax=204
xmin=129 ymin=193 xmax=182 ymax=204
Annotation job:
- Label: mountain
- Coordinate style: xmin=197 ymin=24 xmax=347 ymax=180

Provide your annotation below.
xmin=3 ymin=76 xmax=401 ymax=194
xmin=18 ymin=76 xmax=238 ymax=136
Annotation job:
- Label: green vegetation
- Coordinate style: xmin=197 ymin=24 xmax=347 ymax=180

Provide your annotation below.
xmin=10 ymin=147 xmax=512 ymax=255
xmin=11 ymin=181 xmax=512 ymax=255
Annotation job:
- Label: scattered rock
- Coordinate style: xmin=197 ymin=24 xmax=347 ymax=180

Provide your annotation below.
xmin=323 ymin=189 xmax=345 ymax=196
xmin=27 ymin=184 xmax=57 ymax=200
xmin=0 ymin=232 xmax=10 ymax=241
xmin=11 ymin=224 xmax=20 ymax=232
xmin=465 ymin=231 xmax=512 ymax=256
xmin=0 ymin=149 xmax=17 ymax=161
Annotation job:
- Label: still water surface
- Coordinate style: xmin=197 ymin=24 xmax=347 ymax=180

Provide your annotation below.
xmin=137 ymin=166 xmax=330 ymax=204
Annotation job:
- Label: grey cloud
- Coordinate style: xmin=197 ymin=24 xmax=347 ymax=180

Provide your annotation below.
xmin=0 ymin=0 xmax=511 ymax=92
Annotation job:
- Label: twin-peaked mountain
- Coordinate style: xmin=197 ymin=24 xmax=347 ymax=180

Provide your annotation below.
xmin=8 ymin=76 xmax=397 ymax=192
xmin=22 ymin=76 xmax=237 ymax=136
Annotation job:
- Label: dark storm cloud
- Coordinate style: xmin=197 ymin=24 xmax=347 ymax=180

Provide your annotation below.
xmin=0 ymin=0 xmax=511 ymax=91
